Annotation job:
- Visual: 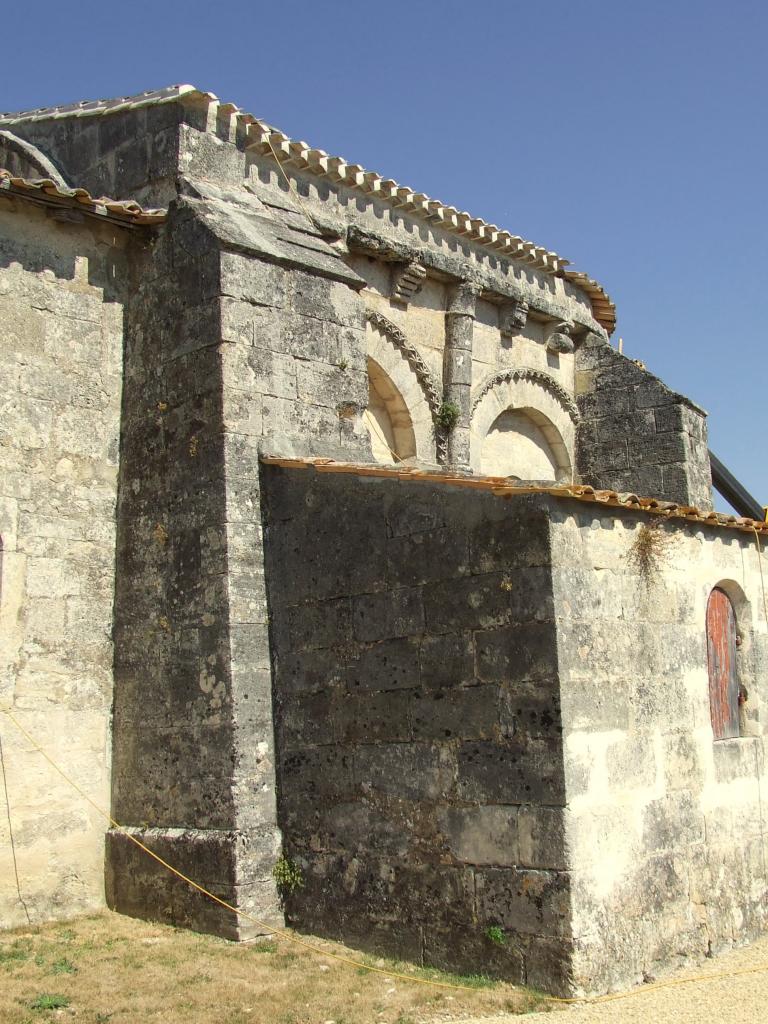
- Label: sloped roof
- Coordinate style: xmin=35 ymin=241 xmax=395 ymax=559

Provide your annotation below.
xmin=0 ymin=86 xmax=616 ymax=332
xmin=0 ymin=169 xmax=166 ymax=226
xmin=260 ymin=455 xmax=768 ymax=537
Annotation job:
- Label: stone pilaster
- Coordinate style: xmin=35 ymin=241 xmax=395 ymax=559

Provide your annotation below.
xmin=443 ymin=280 xmax=480 ymax=468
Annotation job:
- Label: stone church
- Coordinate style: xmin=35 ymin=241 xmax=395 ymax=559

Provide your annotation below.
xmin=0 ymin=85 xmax=766 ymax=997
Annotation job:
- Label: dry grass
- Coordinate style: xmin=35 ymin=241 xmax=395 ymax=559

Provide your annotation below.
xmin=0 ymin=911 xmax=557 ymax=1024
xmin=626 ymin=520 xmax=676 ymax=587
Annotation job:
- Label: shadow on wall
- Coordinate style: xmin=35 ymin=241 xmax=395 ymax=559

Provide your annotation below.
xmin=481 ymin=407 xmax=571 ymax=482
xmin=366 ymin=357 xmax=416 ymax=463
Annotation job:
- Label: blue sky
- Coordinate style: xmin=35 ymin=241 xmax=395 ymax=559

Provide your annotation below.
xmin=4 ymin=0 xmax=766 ymax=509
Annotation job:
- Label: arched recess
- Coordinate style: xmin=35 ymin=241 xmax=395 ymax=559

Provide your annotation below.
xmin=481 ymin=407 xmax=570 ymax=480
xmin=0 ymin=131 xmax=69 ymax=187
xmin=470 ymin=369 xmax=577 ymax=481
xmin=367 ymin=358 xmax=417 ymax=463
xmin=365 ymin=311 xmax=438 ymax=463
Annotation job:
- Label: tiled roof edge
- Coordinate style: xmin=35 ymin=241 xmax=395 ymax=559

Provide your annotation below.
xmin=0 ymin=84 xmax=211 ymax=124
xmin=260 ymin=455 xmax=768 ymax=536
xmin=241 ymin=115 xmax=616 ymax=333
xmin=0 ymin=170 xmax=167 ymax=226
xmin=1 ymin=85 xmax=616 ymax=333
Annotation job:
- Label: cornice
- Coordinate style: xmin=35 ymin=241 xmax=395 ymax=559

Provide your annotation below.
xmin=1 ymin=86 xmax=616 ymax=333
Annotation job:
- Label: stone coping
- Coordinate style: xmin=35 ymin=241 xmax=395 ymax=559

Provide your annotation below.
xmin=0 ymin=169 xmax=167 ymax=226
xmin=260 ymin=455 xmax=768 ymax=536
xmin=0 ymin=85 xmax=615 ymax=333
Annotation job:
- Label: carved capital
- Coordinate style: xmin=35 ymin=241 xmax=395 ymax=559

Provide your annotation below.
xmin=500 ymin=298 xmax=529 ymax=335
xmin=447 ymin=278 xmax=482 ymax=317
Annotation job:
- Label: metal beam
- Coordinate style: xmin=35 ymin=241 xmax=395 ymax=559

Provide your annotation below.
xmin=709 ymin=450 xmax=764 ymax=520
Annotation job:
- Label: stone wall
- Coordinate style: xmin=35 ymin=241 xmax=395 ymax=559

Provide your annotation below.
xmin=262 ymin=465 xmax=572 ymax=994
xmin=6 ymin=102 xmax=209 ymax=206
xmin=552 ymin=500 xmax=768 ymax=993
xmin=0 ymin=197 xmax=126 ymax=927
xmin=575 ymin=333 xmax=712 ymax=507
xmin=107 ymin=188 xmax=374 ymax=938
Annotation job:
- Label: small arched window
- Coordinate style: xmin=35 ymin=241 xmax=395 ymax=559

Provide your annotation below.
xmin=706 ymin=586 xmax=741 ymax=740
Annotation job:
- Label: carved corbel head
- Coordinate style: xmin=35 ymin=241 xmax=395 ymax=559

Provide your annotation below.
xmin=500 ymin=298 xmax=529 ymax=336
xmin=546 ymin=320 xmax=575 ymax=354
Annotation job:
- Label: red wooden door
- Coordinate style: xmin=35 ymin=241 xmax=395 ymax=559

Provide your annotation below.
xmin=706 ymin=588 xmax=739 ymax=740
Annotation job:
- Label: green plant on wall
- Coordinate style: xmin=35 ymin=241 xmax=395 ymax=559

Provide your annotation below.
xmin=435 ymin=401 xmax=461 ymax=432
xmin=484 ymin=925 xmax=507 ymax=947
xmin=626 ymin=520 xmax=674 ymax=587
xmin=272 ymin=855 xmax=304 ymax=898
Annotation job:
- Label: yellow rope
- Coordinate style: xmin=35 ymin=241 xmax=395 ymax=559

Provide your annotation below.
xmin=0 ymin=708 xmax=484 ymax=994
xmin=264 ymin=135 xmax=320 ymax=233
xmin=362 ymin=408 xmax=405 ymax=464
xmin=754 ymin=527 xmax=768 ymax=628
xmin=3 ymin=698 xmax=768 ymax=1006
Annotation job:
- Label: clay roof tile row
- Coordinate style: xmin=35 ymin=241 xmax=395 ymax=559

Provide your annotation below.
xmin=260 ymin=456 xmax=768 ymax=537
xmin=0 ymin=86 xmax=616 ymax=332
xmin=0 ymin=170 xmax=167 ymax=226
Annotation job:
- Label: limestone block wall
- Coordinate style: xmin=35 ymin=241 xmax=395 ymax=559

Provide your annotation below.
xmin=262 ymin=466 xmax=573 ymax=994
xmin=552 ymin=501 xmax=768 ymax=993
xmin=107 ymin=194 xmax=375 ymax=939
xmin=0 ymin=199 xmax=125 ymax=927
xmin=6 ymin=101 xmax=206 ymax=206
xmin=575 ymin=333 xmax=712 ymax=507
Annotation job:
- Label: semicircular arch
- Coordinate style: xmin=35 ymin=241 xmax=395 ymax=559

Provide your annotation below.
xmin=365 ymin=311 xmax=437 ymax=462
xmin=0 ymin=131 xmax=69 ymax=187
xmin=470 ymin=369 xmax=576 ymax=481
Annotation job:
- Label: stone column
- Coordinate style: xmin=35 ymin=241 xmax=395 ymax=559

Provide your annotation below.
xmin=443 ymin=279 xmax=480 ymax=468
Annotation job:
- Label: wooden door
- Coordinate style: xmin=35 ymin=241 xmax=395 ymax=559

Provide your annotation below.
xmin=706 ymin=587 xmax=739 ymax=740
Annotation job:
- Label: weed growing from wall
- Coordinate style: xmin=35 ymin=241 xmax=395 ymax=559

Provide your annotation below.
xmin=272 ymin=856 xmax=304 ymax=899
xmin=484 ymin=925 xmax=507 ymax=947
xmin=626 ymin=520 xmax=675 ymax=587
xmin=435 ymin=401 xmax=460 ymax=432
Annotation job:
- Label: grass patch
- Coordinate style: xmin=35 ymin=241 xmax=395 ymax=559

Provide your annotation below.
xmin=49 ymin=957 xmax=77 ymax=975
xmin=0 ymin=942 xmax=32 ymax=968
xmin=29 ymin=993 xmax=70 ymax=1010
xmin=0 ymin=911 xmax=559 ymax=1023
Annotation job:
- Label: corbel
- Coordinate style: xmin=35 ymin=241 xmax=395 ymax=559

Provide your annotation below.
xmin=545 ymin=320 xmax=575 ymax=354
xmin=391 ymin=260 xmax=427 ymax=304
xmin=499 ymin=297 xmax=529 ymax=338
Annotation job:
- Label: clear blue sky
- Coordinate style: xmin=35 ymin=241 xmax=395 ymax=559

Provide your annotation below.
xmin=4 ymin=0 xmax=766 ymax=509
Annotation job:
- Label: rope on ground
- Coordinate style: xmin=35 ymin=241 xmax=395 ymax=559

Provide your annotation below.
xmin=3 ymin=709 xmax=768 ymax=1006
xmin=0 ymin=732 xmax=31 ymax=926
xmin=0 ymin=707 xmax=493 ymax=995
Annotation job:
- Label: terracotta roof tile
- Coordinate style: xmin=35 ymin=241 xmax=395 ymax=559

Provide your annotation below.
xmin=0 ymin=86 xmax=615 ymax=333
xmin=0 ymin=169 xmax=166 ymax=226
xmin=260 ymin=455 xmax=768 ymax=536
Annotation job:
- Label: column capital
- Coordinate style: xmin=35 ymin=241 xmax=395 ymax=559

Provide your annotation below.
xmin=447 ymin=277 xmax=482 ymax=316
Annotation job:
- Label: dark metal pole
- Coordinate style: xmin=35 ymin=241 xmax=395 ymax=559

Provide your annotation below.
xmin=709 ymin=450 xmax=764 ymax=521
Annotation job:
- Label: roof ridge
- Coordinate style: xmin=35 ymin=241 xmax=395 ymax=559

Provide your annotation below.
xmin=0 ymin=85 xmax=615 ymax=332
xmin=0 ymin=84 xmax=213 ymax=124
xmin=220 ymin=110 xmax=616 ymax=332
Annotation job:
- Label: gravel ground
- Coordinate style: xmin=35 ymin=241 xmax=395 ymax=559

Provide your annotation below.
xmin=454 ymin=933 xmax=768 ymax=1024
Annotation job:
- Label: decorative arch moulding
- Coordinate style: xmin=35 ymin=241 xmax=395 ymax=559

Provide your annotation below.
xmin=365 ymin=309 xmax=442 ymax=419
xmin=470 ymin=367 xmax=581 ymax=424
